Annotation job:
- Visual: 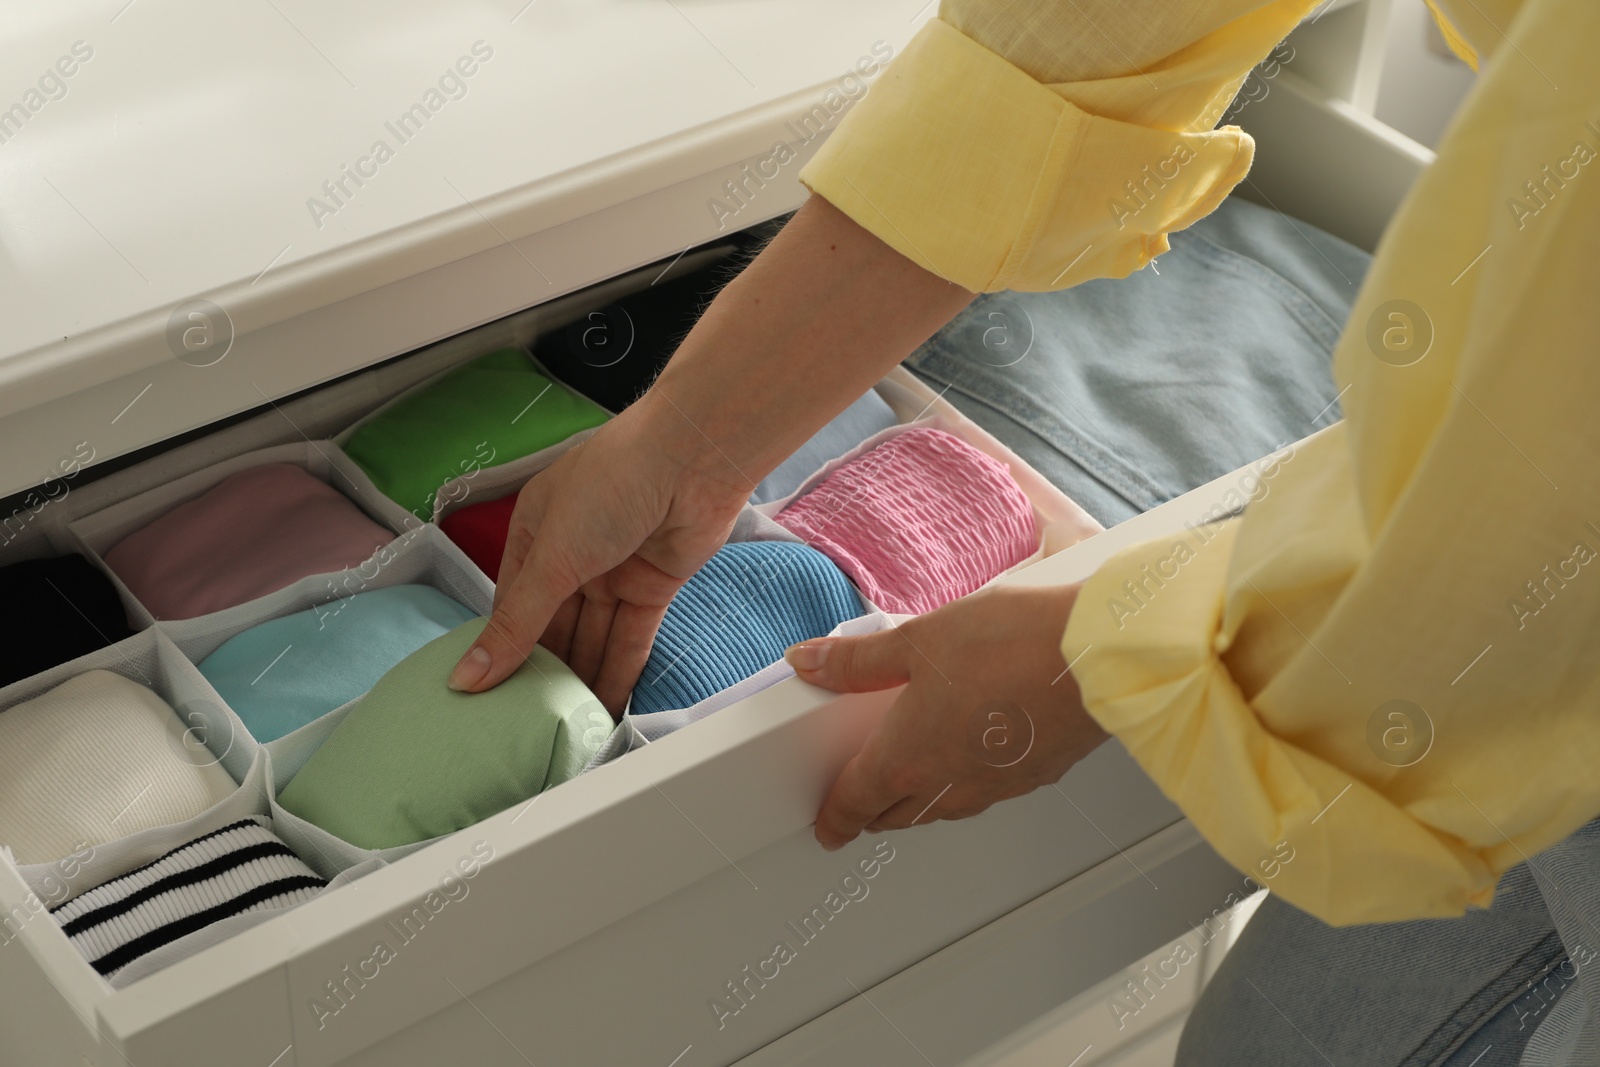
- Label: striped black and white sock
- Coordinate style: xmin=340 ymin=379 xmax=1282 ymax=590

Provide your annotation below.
xmin=50 ymin=817 xmax=326 ymax=979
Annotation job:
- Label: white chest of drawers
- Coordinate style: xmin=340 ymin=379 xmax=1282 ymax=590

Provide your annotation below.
xmin=0 ymin=2 xmax=1434 ymax=1063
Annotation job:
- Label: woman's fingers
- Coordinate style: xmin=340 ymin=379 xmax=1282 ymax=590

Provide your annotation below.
xmin=863 ymin=794 xmax=935 ymax=833
xmin=815 ymin=787 xmax=905 ymax=850
xmin=450 ymin=541 xmax=578 ymax=693
xmin=592 ymin=601 xmax=674 ymax=715
xmin=785 ymin=626 xmax=914 ymax=693
xmin=568 ymin=593 xmax=619 ymax=687
xmin=491 ymin=478 xmax=550 ymax=612
xmin=539 ymin=592 xmax=584 ymax=663
xmin=864 ymin=790 xmax=993 ymax=831
xmin=813 ymin=736 xmax=914 ymax=851
xmin=468 ymin=443 xmax=648 ymax=693
xmin=457 ymin=407 xmax=748 ymax=701
xmin=808 ymin=586 xmax=1102 ymax=852
xmin=799 ymin=628 xmax=929 ymax=849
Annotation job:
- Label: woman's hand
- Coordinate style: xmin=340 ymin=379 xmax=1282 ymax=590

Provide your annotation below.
xmin=787 ymin=583 xmax=1108 ymax=850
xmin=446 ymin=398 xmax=751 ymax=713
xmin=444 ymin=196 xmax=976 ymax=712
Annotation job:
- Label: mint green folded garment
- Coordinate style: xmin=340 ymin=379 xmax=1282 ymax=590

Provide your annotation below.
xmin=198 ymin=585 xmax=478 ymax=743
xmin=343 ymin=349 xmax=609 ymax=518
xmin=277 ymin=619 xmax=610 ymax=849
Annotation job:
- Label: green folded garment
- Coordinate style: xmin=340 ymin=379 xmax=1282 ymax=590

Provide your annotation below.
xmin=277 ymin=620 xmax=612 ymax=849
xmin=344 ymin=349 xmax=608 ymax=518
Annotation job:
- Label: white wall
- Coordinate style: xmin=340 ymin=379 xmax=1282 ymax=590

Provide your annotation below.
xmin=1373 ymin=0 xmax=1478 ymax=148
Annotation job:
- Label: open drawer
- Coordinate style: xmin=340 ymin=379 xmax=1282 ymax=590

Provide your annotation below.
xmin=0 ymin=235 xmax=1217 ymax=1067
xmin=0 ymin=3 xmax=1438 ymax=1065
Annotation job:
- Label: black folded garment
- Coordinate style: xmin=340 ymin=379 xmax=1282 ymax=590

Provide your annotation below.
xmin=531 ymin=252 xmax=738 ymax=413
xmin=0 ymin=554 xmax=135 ymax=688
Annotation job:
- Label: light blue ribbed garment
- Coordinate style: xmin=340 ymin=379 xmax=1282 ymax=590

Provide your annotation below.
xmin=198 ymin=584 xmax=478 ymax=742
xmin=629 ymin=542 xmax=865 ymax=716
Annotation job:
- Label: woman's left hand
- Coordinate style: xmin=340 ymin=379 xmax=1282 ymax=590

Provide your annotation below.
xmin=785 ymin=583 xmax=1109 ymax=851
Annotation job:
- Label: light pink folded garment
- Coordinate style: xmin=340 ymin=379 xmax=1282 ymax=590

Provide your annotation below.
xmin=105 ymin=464 xmax=392 ymax=620
xmin=774 ymin=427 xmax=1039 ymax=615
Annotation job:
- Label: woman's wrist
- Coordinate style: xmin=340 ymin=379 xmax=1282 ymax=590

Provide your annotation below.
xmin=601 ymin=393 xmax=756 ymax=512
xmin=1009 ymin=582 xmax=1105 ymax=733
xmin=635 ymin=195 xmax=977 ymax=495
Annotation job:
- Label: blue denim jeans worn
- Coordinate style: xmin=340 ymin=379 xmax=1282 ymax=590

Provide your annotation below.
xmin=900 ymin=197 xmax=1600 ymax=1066
xmin=1179 ymin=820 xmax=1600 ymax=1067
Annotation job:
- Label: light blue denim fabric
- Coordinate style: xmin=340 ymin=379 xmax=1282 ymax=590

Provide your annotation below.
xmin=1179 ymin=820 xmax=1600 ymax=1067
xmin=1179 ymin=867 xmax=1562 ymax=1065
xmin=1511 ymin=820 xmax=1600 ymax=1064
xmin=898 ymin=196 xmax=1600 ymax=1066
xmin=903 ymin=196 xmax=1370 ymax=526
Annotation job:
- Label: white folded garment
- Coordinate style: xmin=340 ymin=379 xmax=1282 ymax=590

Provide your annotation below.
xmin=0 ymin=670 xmax=238 ymax=866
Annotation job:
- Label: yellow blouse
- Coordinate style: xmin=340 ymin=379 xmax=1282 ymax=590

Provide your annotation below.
xmin=800 ymin=0 xmax=1600 ymax=925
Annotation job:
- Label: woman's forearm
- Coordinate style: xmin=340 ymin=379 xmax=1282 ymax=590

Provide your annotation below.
xmin=641 ymin=195 xmax=977 ymax=493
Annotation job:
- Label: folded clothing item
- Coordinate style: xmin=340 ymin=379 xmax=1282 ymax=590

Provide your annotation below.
xmin=278 ymin=619 xmax=610 ymax=849
xmin=51 ymin=817 xmax=325 ymax=979
xmin=344 ymin=349 xmax=608 ymax=518
xmin=750 ymin=389 xmax=901 ymax=505
xmin=0 ymin=554 xmax=134 ymax=689
xmin=902 ymin=197 xmax=1371 ymax=526
xmin=530 ymin=261 xmax=730 ymax=412
xmin=630 ymin=542 xmax=866 ymax=716
xmin=0 ymin=671 xmax=239 ymax=866
xmin=440 ymin=493 xmax=520 ymax=581
xmin=104 ymin=463 xmax=393 ymax=621
xmin=774 ymin=427 xmax=1038 ymax=615
xmin=198 ymin=585 xmax=479 ymax=743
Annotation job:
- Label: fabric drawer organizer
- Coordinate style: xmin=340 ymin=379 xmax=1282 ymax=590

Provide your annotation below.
xmin=428 ymin=362 xmax=1104 ymax=740
xmin=0 ymin=435 xmax=640 ymax=988
xmin=66 ymin=443 xmax=639 ymax=871
xmin=0 ymin=629 xmax=328 ymax=990
xmin=0 ymin=332 xmax=1099 ymax=991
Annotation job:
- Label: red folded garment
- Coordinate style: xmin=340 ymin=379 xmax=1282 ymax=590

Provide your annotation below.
xmin=440 ymin=493 xmax=520 ymax=580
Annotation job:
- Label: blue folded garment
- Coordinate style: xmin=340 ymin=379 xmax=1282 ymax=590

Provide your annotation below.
xmin=904 ymin=196 xmax=1372 ymax=526
xmin=630 ymin=542 xmax=865 ymax=715
xmin=198 ymin=584 xmax=478 ymax=742
xmin=749 ymin=389 xmax=900 ymax=504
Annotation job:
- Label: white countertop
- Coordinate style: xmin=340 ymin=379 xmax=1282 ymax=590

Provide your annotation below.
xmin=0 ymin=0 xmax=925 ymax=497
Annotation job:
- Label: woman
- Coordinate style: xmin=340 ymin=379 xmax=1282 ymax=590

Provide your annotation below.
xmin=450 ymin=2 xmax=1600 ymax=1062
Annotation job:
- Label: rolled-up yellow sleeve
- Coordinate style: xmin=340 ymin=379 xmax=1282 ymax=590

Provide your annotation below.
xmin=1063 ymin=448 xmax=1503 ymax=923
xmin=798 ymin=2 xmax=1317 ymax=292
xmin=1422 ymin=0 xmax=1480 ymax=69
xmin=1065 ymin=0 xmax=1600 ymax=926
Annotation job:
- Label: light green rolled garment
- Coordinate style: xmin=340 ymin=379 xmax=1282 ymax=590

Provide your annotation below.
xmin=277 ymin=620 xmax=612 ymax=849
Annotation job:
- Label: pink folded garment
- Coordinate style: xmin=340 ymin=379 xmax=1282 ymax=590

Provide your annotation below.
xmin=105 ymin=464 xmax=393 ymax=620
xmin=774 ymin=427 xmax=1038 ymax=615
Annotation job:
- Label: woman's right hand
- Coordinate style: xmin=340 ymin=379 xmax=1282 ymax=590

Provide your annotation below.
xmin=446 ymin=395 xmax=752 ymax=714
xmin=446 ymin=195 xmax=977 ymax=712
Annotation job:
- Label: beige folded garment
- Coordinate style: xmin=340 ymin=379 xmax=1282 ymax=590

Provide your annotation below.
xmin=0 ymin=671 xmax=238 ymax=866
